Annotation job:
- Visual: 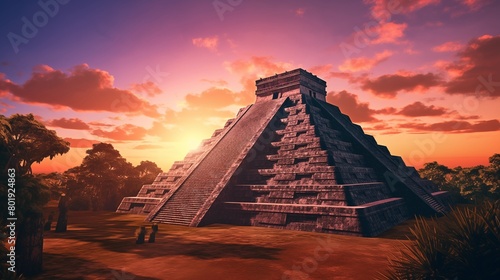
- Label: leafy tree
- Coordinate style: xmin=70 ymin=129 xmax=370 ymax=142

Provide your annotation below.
xmin=418 ymin=161 xmax=452 ymax=189
xmin=450 ymin=166 xmax=490 ymax=203
xmin=121 ymin=160 xmax=163 ymax=197
xmin=0 ymin=114 xmax=70 ymax=277
xmin=484 ymin=154 xmax=500 ymax=198
xmin=35 ymin=172 xmax=66 ymax=200
xmin=64 ymin=146 xmax=163 ymax=210
xmin=0 ymin=115 xmax=12 ymax=174
xmin=419 ymin=156 xmax=500 ymax=203
xmin=419 ymin=161 xmax=461 ymax=202
xmin=0 ymin=115 xmax=10 ymax=145
xmin=67 ymin=143 xmax=137 ymax=211
xmin=63 ymin=166 xmax=90 ymax=210
xmin=3 ymin=114 xmax=69 ymax=174
xmin=136 ymin=160 xmax=163 ymax=182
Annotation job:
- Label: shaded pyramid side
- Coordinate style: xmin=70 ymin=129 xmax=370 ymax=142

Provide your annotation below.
xmin=196 ymin=94 xmax=409 ymax=236
xmin=309 ymin=96 xmax=449 ymax=215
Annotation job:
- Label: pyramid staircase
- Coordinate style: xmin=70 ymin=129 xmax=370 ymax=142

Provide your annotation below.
xmin=146 ymin=98 xmax=287 ymax=225
xmin=116 ymin=108 xmax=246 ymax=214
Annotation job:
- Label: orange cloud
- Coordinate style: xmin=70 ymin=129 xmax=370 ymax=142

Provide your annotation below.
xmin=147 ymin=86 xmax=247 ymax=144
xmin=0 ymin=64 xmax=159 ymax=117
xmin=147 ymin=57 xmax=296 ymax=148
xmin=398 ymin=119 xmax=500 ymax=133
xmin=225 ymin=56 xmax=294 ymax=104
xmin=360 ymin=72 xmax=442 ymax=98
xmin=370 ymin=22 xmax=407 ymax=44
xmin=92 ymin=124 xmax=148 ymax=141
xmin=46 ymin=117 xmax=90 ymax=130
xmin=88 ymin=121 xmax=114 ymax=127
xmin=309 ymin=64 xmax=334 ymax=76
xmin=192 ymin=36 xmax=219 ymax=51
xmin=432 ymin=41 xmax=463 ymax=52
xmin=185 ymin=87 xmax=238 ymax=109
xmin=338 ymin=50 xmax=393 ymax=72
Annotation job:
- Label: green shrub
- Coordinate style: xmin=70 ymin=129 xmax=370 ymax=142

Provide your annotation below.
xmin=379 ymin=202 xmax=500 ymax=279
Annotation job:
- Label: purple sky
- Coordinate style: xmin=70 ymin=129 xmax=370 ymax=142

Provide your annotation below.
xmin=1 ymin=0 xmax=499 ymax=173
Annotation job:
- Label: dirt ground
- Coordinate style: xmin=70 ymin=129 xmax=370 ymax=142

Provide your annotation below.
xmin=30 ymin=208 xmax=417 ymax=280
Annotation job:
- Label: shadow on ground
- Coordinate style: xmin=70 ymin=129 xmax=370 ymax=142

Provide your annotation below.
xmin=37 ymin=253 xmax=159 ymax=280
xmin=44 ymin=212 xmax=282 ymax=260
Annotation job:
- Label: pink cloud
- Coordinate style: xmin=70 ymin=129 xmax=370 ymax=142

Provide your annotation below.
xmin=339 ymin=50 xmax=393 ymax=72
xmin=366 ymin=0 xmax=441 ymax=22
xmin=192 ymin=36 xmax=219 ymax=51
xmin=370 ymin=22 xmax=408 ymax=44
xmin=461 ymin=0 xmax=488 ymax=10
xmin=432 ymin=41 xmax=463 ymax=52
xmin=131 ymin=81 xmax=162 ymax=97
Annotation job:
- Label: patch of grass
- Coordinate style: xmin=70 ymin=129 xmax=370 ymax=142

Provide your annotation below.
xmin=378 ymin=202 xmax=500 ymax=280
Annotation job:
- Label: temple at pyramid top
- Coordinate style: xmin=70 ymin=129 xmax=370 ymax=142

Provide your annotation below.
xmin=117 ymin=69 xmax=451 ymax=237
xmin=255 ymin=68 xmax=327 ymax=102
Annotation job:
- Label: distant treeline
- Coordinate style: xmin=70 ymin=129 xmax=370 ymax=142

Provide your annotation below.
xmin=38 ymin=142 xmax=163 ymax=211
xmin=418 ymin=154 xmax=500 ymax=203
xmin=0 ymin=114 xmax=162 ymax=213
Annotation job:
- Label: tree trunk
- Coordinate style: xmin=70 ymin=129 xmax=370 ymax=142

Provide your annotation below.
xmin=16 ymin=212 xmax=44 ymax=276
xmin=55 ymin=194 xmax=68 ymax=232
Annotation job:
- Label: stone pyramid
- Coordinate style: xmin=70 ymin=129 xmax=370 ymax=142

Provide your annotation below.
xmin=117 ymin=69 xmax=449 ymax=236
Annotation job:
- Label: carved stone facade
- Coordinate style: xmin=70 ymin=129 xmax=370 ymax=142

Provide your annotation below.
xmin=117 ymin=69 xmax=449 ymax=236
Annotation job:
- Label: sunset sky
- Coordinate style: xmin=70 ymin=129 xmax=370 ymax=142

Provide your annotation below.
xmin=1 ymin=0 xmax=499 ymax=174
